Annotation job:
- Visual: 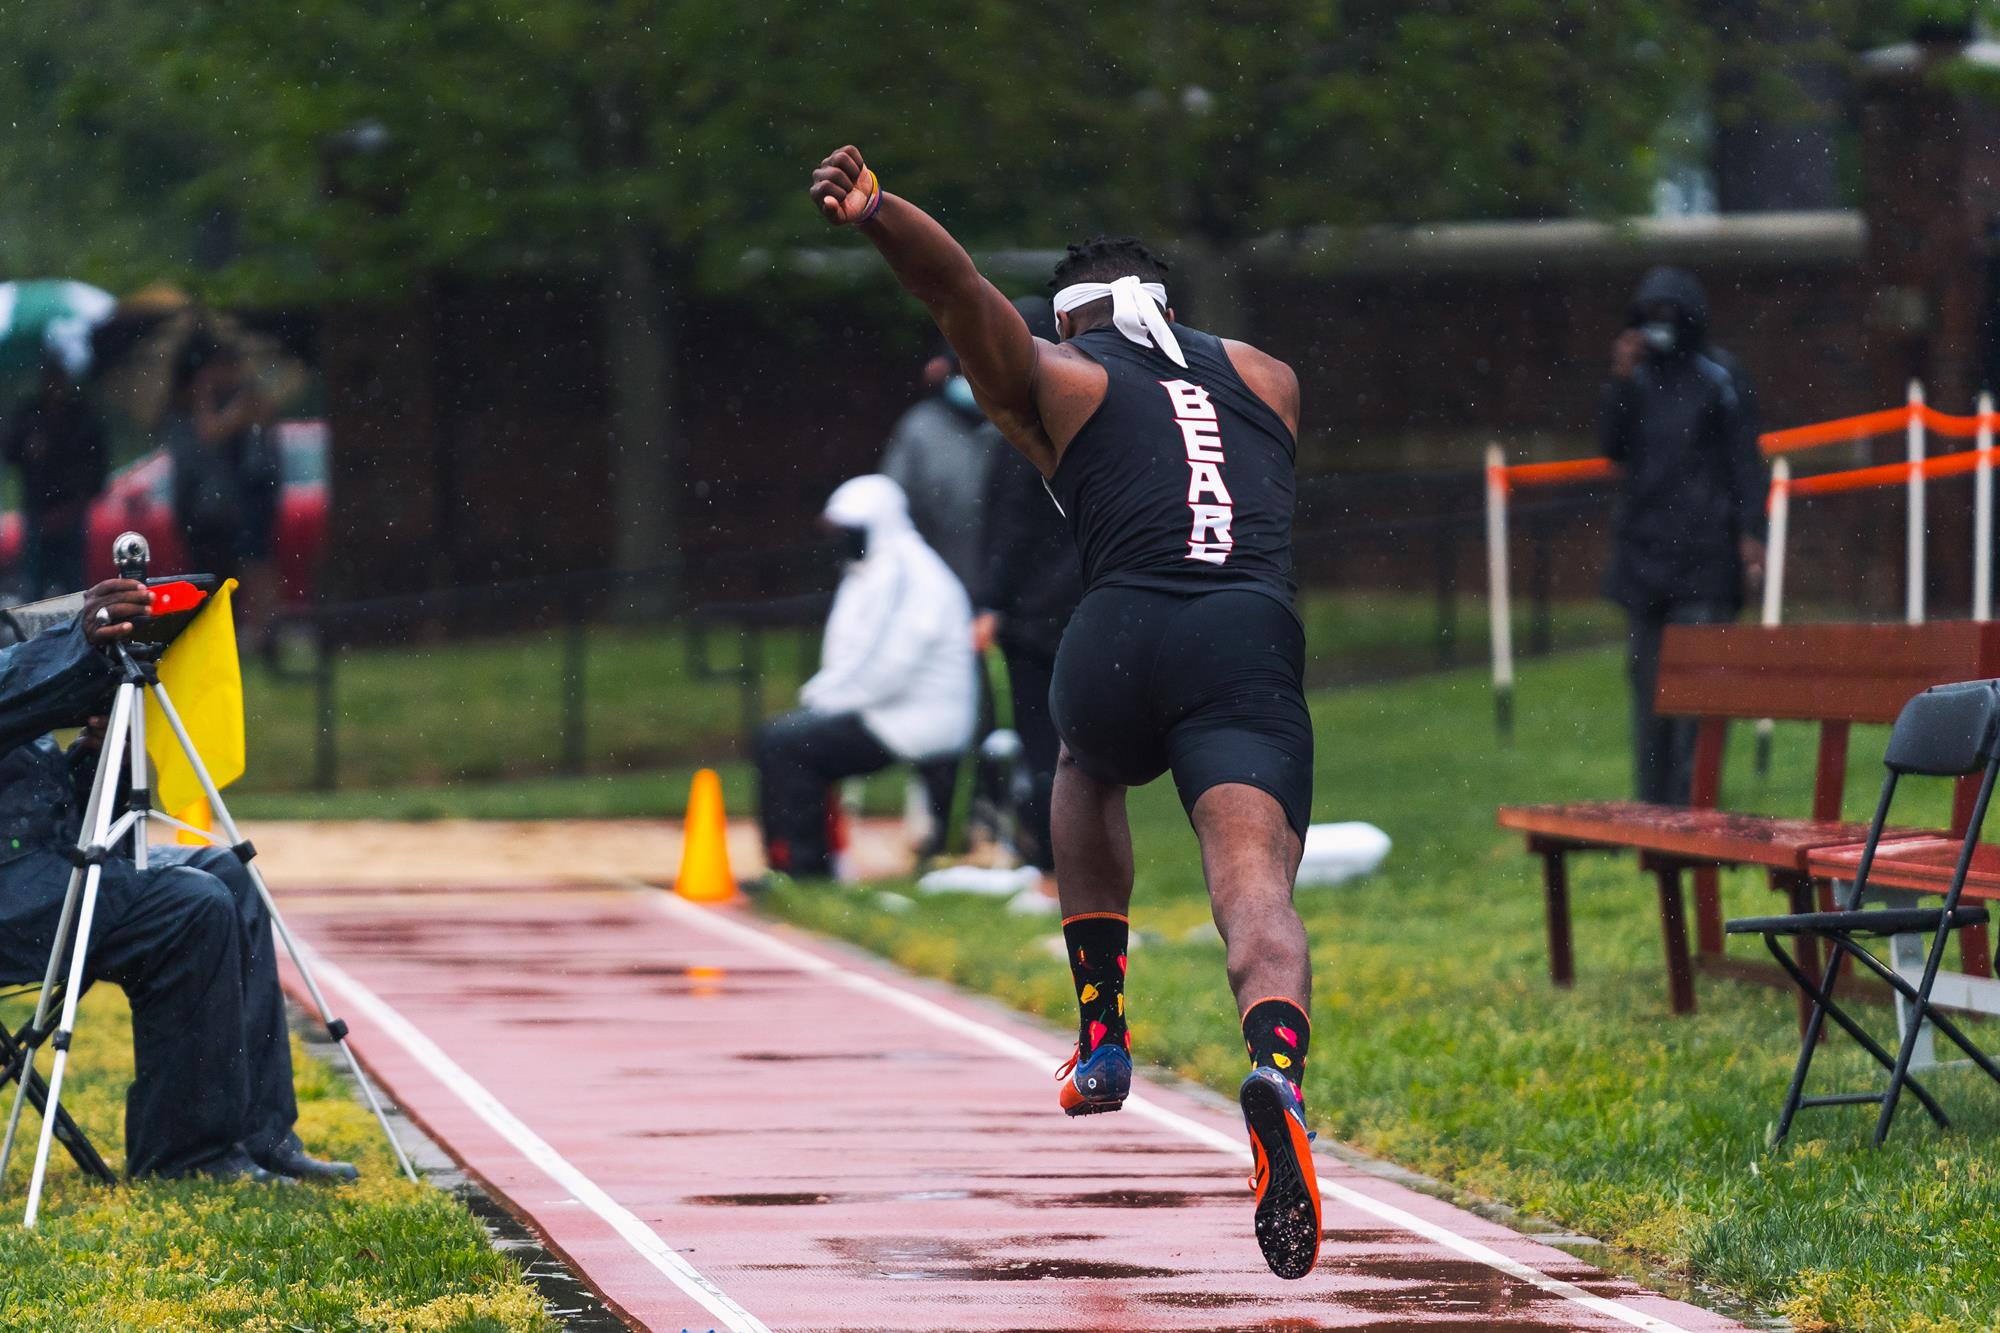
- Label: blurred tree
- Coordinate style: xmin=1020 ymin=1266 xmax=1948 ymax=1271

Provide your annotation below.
xmin=1101 ymin=0 xmax=1720 ymax=330
xmin=0 ymin=4 xmax=214 ymax=287
xmin=113 ymin=0 xmax=1140 ymax=588
xmin=1697 ymin=0 xmax=2000 ymax=213
xmin=12 ymin=1 xmax=2000 ymax=294
xmin=2 ymin=0 xmax=1995 ymax=582
xmin=1704 ymin=0 xmax=1841 ymax=212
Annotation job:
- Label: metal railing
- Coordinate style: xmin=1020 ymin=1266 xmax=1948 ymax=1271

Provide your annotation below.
xmin=266 ymin=484 xmax=1632 ymax=792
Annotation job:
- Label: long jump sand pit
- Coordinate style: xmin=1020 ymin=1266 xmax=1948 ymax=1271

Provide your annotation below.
xmin=243 ymin=817 xmax=915 ymax=891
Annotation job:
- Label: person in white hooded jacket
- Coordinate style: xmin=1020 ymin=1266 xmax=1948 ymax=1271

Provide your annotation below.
xmin=754 ymin=474 xmax=976 ymax=878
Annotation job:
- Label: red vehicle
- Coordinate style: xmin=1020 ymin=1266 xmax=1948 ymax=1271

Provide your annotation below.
xmin=0 ymin=420 xmax=329 ymax=605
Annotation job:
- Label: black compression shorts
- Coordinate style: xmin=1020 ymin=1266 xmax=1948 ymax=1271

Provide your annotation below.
xmin=1050 ymin=586 xmax=1313 ymax=839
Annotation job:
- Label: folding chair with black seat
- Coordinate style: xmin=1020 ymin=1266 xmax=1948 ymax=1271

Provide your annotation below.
xmin=0 ymin=982 xmax=115 ymax=1184
xmin=1726 ymin=678 xmax=2000 ymax=1146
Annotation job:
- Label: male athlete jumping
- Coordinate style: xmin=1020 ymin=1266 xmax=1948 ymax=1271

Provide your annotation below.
xmin=810 ymin=146 xmax=1319 ymax=1280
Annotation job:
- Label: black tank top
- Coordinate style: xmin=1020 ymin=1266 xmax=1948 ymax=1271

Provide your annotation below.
xmin=1048 ymin=325 xmax=1297 ymax=607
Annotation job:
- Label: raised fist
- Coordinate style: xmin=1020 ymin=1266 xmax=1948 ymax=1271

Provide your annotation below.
xmin=809 ymin=145 xmax=878 ymax=226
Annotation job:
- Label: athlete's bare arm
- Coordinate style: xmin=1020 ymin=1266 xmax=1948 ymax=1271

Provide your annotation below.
xmin=809 ymin=145 xmax=1103 ymax=476
xmin=1223 ymin=341 xmax=1302 ymax=440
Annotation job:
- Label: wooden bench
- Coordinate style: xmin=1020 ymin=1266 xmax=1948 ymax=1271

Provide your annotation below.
xmin=1809 ymin=837 xmax=2000 ymax=900
xmin=1806 ymin=836 xmax=2000 ymax=1032
xmin=1498 ymin=622 xmax=2000 ymax=1014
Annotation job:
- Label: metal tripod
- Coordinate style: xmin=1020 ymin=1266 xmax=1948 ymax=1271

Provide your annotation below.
xmin=1 ymin=641 xmax=416 ymax=1227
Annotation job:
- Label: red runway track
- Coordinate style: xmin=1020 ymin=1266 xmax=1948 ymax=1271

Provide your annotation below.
xmin=277 ymin=883 xmax=1749 ymax=1333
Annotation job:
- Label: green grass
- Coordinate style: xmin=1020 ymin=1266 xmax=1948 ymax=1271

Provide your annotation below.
xmin=1294 ymin=589 xmax=1611 ymax=686
xmin=244 ymin=623 xmax=808 ymax=793
xmin=235 ymin=592 xmax=1612 ymax=815
xmin=762 ymin=647 xmax=2000 ymax=1333
xmin=0 ymin=989 xmax=552 ymax=1331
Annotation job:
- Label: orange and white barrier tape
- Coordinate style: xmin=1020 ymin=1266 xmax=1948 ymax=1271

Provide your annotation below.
xmin=1978 ymin=394 xmax=1995 ymax=623
xmin=1489 ymin=456 xmax=1617 ymax=492
xmin=1484 ymin=445 xmax=1515 ymax=736
xmin=1493 ymin=389 xmax=1998 ymax=492
xmin=1776 ymin=446 xmax=1997 ymax=498
xmin=1761 ymin=388 xmax=2000 ymax=626
xmin=1484 ymin=383 xmax=2000 ymax=725
xmin=1758 ymin=399 xmax=1987 ymax=453
xmin=1758 ymin=406 xmax=1915 ymax=454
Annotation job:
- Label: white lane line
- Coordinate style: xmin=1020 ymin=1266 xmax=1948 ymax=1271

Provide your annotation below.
xmin=295 ymin=940 xmax=772 ymax=1333
xmin=652 ymin=891 xmax=1705 ymax=1333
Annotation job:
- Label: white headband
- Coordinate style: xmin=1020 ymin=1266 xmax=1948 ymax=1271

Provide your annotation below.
xmin=1051 ymin=274 xmax=1184 ymax=368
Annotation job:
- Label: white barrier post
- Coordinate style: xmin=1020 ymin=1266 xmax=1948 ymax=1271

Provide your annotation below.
xmin=1977 ymin=391 xmax=1994 ymax=623
xmin=1754 ymin=459 xmax=1790 ymax=776
xmin=1764 ymin=457 xmax=1791 ymax=630
xmin=1908 ymin=379 xmax=1926 ymax=625
xmin=1485 ymin=444 xmax=1514 ymax=739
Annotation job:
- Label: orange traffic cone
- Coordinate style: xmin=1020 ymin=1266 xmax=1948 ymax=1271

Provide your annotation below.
xmin=675 ymin=768 xmax=738 ymax=902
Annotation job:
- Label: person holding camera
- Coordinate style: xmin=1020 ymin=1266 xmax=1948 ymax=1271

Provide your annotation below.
xmin=161 ymin=332 xmax=283 ymax=652
xmin=0 ymin=580 xmax=354 ymax=1182
xmin=1601 ymin=266 xmax=1767 ymax=805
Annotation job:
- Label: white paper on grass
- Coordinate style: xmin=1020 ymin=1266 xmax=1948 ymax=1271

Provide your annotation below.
xmin=915 ymin=864 xmax=1044 ymax=897
xmin=1295 ymin=822 xmax=1392 ymax=887
xmin=914 ymin=824 xmax=1388 ymax=894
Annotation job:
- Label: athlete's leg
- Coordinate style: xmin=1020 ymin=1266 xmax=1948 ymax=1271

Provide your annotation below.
xmin=1192 ymin=782 xmax=1319 ymax=1279
xmin=1049 ymin=746 xmax=1133 ymax=918
xmin=1162 ymin=592 xmax=1321 ymax=1278
xmin=1192 ymin=783 xmax=1308 ymax=1012
xmin=1049 ymin=748 xmax=1138 ymax=1112
xmin=1164 ymin=592 xmax=1314 ymax=1033
xmin=1046 ymin=590 xmax=1168 ymax=1114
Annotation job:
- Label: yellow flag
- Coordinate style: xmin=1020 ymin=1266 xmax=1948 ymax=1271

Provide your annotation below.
xmin=173 ymin=797 xmax=213 ymax=847
xmin=145 ymin=579 xmax=244 ymax=814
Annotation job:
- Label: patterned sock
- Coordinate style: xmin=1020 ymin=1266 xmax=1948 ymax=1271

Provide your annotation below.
xmin=1242 ymin=997 xmax=1310 ymax=1091
xmin=1062 ymin=912 xmax=1129 ymax=1055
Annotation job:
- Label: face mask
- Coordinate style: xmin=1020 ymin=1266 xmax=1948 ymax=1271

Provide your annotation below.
xmin=1641 ymin=321 xmax=1678 ymax=356
xmin=830 ymin=524 xmax=868 ymax=562
xmin=942 ymin=375 xmax=977 ymax=413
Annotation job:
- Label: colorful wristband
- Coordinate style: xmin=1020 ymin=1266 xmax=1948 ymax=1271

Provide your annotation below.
xmin=856 ymin=168 xmax=884 ymax=224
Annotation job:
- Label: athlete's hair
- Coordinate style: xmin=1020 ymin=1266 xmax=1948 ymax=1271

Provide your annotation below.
xmin=1049 ymin=236 xmax=1171 ymax=290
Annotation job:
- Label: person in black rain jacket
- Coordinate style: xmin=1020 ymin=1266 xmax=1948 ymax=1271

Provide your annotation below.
xmin=1601 ymin=266 xmax=1766 ymax=805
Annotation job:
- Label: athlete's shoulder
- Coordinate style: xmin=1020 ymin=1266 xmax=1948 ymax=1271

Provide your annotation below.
xmin=1220 ymin=338 xmax=1300 ymax=439
xmin=1035 ymin=338 xmax=1111 ymax=397
xmin=1031 ymin=337 xmax=1111 ymax=464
